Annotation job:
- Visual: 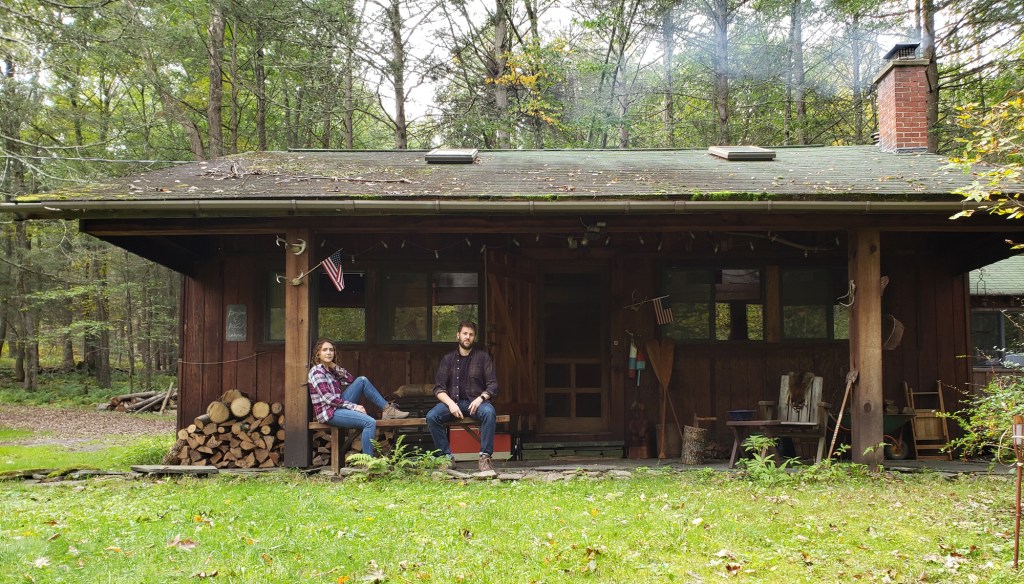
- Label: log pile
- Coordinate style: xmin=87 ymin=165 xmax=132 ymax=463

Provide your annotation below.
xmin=163 ymin=390 xmax=285 ymax=468
xmin=101 ymin=383 xmax=178 ymax=413
xmin=309 ymin=426 xmax=363 ymax=467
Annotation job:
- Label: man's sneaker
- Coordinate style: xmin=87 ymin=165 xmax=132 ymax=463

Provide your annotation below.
xmin=381 ymin=403 xmax=410 ymax=419
xmin=478 ymin=454 xmax=493 ymax=472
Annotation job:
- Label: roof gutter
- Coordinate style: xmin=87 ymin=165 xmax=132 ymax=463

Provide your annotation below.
xmin=0 ymin=198 xmax=983 ymax=219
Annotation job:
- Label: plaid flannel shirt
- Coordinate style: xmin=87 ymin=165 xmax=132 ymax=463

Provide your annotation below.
xmin=308 ymin=364 xmax=356 ymax=424
xmin=433 ymin=347 xmax=499 ymax=402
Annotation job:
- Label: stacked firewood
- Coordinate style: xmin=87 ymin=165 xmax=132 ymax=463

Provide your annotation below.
xmin=163 ymin=390 xmax=285 ymax=468
xmin=101 ymin=384 xmax=177 ymax=413
xmin=309 ymin=426 xmax=364 ymax=467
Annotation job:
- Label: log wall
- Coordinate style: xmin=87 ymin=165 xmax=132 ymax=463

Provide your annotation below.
xmin=177 ymin=230 xmax=975 ymax=452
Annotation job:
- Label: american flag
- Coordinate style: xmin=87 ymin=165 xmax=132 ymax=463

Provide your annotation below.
xmin=323 ymin=250 xmax=345 ymax=291
xmin=652 ymin=296 xmax=674 ymax=325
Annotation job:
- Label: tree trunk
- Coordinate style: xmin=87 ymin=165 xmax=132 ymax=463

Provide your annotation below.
xmin=921 ymin=0 xmax=938 ymax=153
xmin=661 ymin=8 xmax=675 ymax=148
xmin=228 ymin=16 xmax=240 ymax=154
xmin=255 ymin=45 xmax=267 ymax=151
xmin=122 ymin=251 xmax=137 ymax=392
xmin=14 ymin=223 xmax=38 ymax=390
xmin=387 ymin=0 xmax=408 ymax=149
xmin=851 ymin=18 xmax=864 ymax=144
xmin=492 ymin=0 xmax=511 ymax=148
xmin=790 ymin=0 xmax=806 ymax=145
xmin=207 ymin=0 xmax=226 ymax=158
xmin=711 ymin=0 xmax=730 ymax=145
xmin=91 ymin=254 xmax=112 ymax=388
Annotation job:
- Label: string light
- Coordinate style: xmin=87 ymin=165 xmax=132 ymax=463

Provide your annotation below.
xmin=381 ymin=241 xmax=388 ymax=249
xmin=465 ymin=238 xmax=472 ymax=246
xmin=638 ymin=236 xmax=645 ymax=245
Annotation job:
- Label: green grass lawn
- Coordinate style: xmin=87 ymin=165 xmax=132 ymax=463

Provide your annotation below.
xmin=2 ymin=469 xmax=1021 ymax=583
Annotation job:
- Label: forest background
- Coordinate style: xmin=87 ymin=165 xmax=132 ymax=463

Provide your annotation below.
xmin=1 ymin=0 xmax=1022 ymax=394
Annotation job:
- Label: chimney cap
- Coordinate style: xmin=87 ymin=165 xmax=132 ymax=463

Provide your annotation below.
xmin=883 ymin=43 xmax=921 ymax=61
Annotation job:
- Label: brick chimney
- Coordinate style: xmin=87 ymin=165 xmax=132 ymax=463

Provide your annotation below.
xmin=873 ymin=43 xmax=929 ymax=154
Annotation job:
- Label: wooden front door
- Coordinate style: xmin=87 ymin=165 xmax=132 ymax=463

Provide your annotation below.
xmin=484 ymin=249 xmax=538 ymax=408
xmin=538 ymin=268 xmax=610 ymax=435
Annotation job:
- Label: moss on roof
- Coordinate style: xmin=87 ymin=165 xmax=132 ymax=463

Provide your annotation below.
xmin=12 ymin=146 xmax=984 ymax=205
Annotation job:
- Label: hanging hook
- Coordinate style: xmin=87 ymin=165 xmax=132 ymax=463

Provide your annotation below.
xmin=290 ymin=239 xmax=307 ymax=255
xmin=837 ymin=280 xmax=856 ymax=307
xmin=276 ymin=236 xmax=288 ymax=248
xmin=274 ymin=273 xmax=286 ymax=284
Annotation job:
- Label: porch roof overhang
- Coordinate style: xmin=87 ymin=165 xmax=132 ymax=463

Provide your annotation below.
xmin=0 ymin=146 xmax=1004 ymax=221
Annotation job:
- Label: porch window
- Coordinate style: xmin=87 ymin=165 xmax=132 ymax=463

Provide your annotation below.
xmin=781 ymin=268 xmax=848 ymax=340
xmin=317 ymin=271 xmax=366 ymax=342
xmin=380 ymin=271 xmax=479 ymax=343
xmin=661 ymin=268 xmax=763 ymax=341
xmin=972 ymin=309 xmax=1024 ymax=367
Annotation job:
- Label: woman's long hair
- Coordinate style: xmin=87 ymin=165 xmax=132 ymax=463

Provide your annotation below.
xmin=310 ymin=338 xmax=336 ymax=369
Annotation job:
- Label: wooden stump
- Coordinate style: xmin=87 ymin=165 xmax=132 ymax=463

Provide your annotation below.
xmin=681 ymin=425 xmax=709 ymax=465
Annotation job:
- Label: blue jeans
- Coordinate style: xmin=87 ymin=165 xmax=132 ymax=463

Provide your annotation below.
xmin=327 ymin=376 xmax=389 ymax=456
xmin=426 ymin=400 xmax=497 ymax=456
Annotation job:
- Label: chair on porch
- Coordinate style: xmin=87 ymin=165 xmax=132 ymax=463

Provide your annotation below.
xmin=727 ymin=372 xmax=831 ymax=467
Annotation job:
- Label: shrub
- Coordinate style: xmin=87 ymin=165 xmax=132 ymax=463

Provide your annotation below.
xmin=113 ymin=433 xmax=177 ymax=468
xmin=946 ymin=374 xmax=1024 ymax=463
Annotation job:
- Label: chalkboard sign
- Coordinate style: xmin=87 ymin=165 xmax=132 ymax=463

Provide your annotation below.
xmin=226 ymin=304 xmax=247 ymax=342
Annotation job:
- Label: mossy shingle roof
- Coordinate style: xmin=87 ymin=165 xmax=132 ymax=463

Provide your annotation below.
xmin=13 ymin=146 xmax=980 ymax=204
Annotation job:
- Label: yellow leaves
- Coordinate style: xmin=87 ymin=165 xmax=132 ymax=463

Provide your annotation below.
xmin=104 ymin=546 xmax=122 ymax=553
xmin=261 ymin=553 xmax=273 ymax=565
xmin=336 ymin=577 xmax=350 ymax=584
xmin=589 ymin=508 xmax=599 ymax=517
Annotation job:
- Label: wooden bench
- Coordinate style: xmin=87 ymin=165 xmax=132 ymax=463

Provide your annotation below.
xmin=309 ymin=415 xmax=512 ymax=474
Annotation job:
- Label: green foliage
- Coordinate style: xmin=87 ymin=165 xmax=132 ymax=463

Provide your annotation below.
xmin=946 ymin=374 xmax=1024 ymax=463
xmin=736 ymin=434 xmax=799 ymax=485
xmin=950 ymin=95 xmax=1024 ymax=227
xmin=112 ymin=434 xmax=177 ymax=468
xmin=345 ymin=435 xmax=451 ymax=477
xmin=0 ymin=368 xmax=177 ymax=406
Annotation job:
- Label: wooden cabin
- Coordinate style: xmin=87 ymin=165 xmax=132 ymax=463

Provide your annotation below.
xmin=4 ymin=54 xmax=1023 ymax=467
xmin=970 ymin=254 xmax=1024 ymax=389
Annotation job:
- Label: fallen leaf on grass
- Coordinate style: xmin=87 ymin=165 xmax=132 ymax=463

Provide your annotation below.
xmin=104 ymin=546 xmax=122 ymax=553
xmin=725 ymin=562 xmax=742 ymax=575
xmin=714 ymin=549 xmax=736 ymax=560
xmin=261 ymin=553 xmax=273 ymax=565
xmin=167 ymin=535 xmax=197 ymax=550
xmin=190 ymin=570 xmax=218 ymax=578
xmin=46 ymin=533 xmax=60 ymax=542
xmin=460 ymin=529 xmax=473 ymax=540
xmin=32 ymin=557 xmax=50 ymax=568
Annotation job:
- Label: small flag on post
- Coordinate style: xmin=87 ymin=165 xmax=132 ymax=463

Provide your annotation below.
xmin=653 ymin=296 xmax=674 ymax=325
xmin=323 ymin=250 xmax=346 ymax=292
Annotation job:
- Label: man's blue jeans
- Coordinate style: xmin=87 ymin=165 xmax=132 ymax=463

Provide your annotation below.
xmin=426 ymin=400 xmax=497 ymax=456
xmin=327 ymin=376 xmax=388 ymax=456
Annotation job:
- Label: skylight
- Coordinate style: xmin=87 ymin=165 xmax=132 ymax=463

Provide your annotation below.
xmin=707 ymin=146 xmax=777 ymax=161
xmin=425 ymin=148 xmax=479 ymax=164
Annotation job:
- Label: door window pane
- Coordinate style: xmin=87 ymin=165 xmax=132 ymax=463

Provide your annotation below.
xmin=544 ymin=392 xmax=571 ymax=417
xmin=381 ymin=273 xmax=430 ymax=342
xmin=663 ymin=268 xmax=762 ymax=341
xmin=575 ymin=393 xmax=602 ymax=417
xmin=431 ymin=272 xmax=478 ymax=341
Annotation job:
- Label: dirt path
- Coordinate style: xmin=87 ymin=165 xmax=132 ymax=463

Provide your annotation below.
xmin=0 ymin=403 xmax=176 ymax=446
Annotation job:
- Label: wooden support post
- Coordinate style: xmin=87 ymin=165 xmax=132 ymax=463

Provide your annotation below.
xmin=848 ymin=228 xmax=884 ymax=469
xmin=283 ymin=228 xmax=313 ymax=467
